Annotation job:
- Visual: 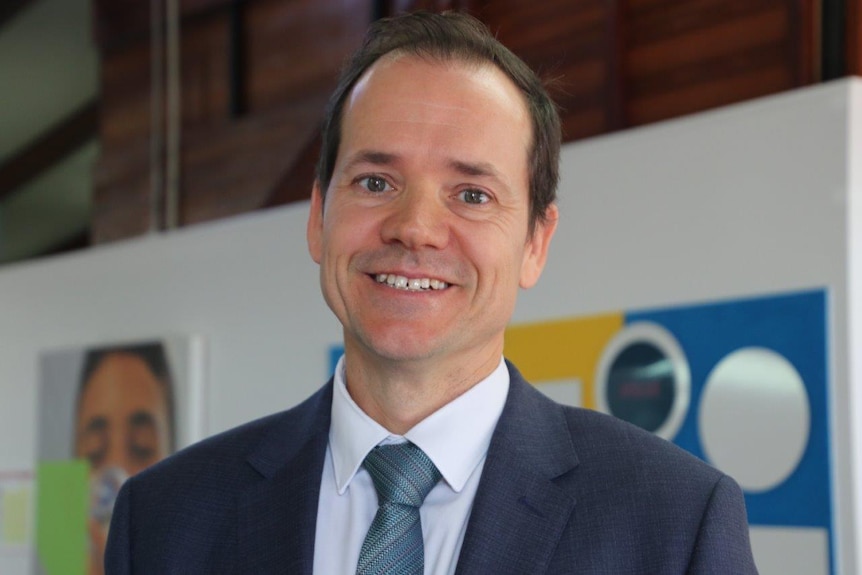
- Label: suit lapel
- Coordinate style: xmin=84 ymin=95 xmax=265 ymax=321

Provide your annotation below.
xmin=455 ymin=363 xmax=579 ymax=575
xmin=237 ymin=383 xmax=333 ymax=574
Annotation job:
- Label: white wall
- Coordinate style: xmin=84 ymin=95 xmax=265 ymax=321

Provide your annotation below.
xmin=846 ymin=79 xmax=862 ymax=574
xmin=1 ymin=78 xmax=859 ymax=574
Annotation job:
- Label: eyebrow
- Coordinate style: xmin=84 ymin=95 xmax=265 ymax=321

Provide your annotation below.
xmin=346 ymin=151 xmax=504 ymax=178
xmin=449 ymin=159 xmax=514 ymax=196
xmin=129 ymin=411 xmax=157 ymax=429
xmin=84 ymin=416 xmax=108 ymax=434
xmin=343 ymin=150 xmax=399 ymax=171
xmin=448 ymin=159 xmax=502 ymax=180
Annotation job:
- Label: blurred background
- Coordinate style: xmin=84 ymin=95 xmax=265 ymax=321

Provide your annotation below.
xmin=0 ymin=0 xmax=855 ymax=266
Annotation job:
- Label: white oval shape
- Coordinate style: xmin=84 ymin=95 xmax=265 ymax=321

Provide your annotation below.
xmin=699 ymin=347 xmax=810 ymax=492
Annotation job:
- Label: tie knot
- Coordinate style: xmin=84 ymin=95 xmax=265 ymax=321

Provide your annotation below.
xmin=363 ymin=442 xmax=441 ymax=508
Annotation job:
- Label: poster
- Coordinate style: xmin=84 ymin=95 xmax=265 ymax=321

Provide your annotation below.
xmin=34 ymin=336 xmax=205 ymax=575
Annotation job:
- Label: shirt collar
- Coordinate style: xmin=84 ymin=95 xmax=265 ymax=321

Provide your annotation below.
xmin=329 ymin=355 xmax=510 ymax=494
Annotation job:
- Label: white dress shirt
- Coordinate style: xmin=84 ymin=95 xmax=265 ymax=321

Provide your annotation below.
xmin=312 ymin=355 xmax=510 ymax=575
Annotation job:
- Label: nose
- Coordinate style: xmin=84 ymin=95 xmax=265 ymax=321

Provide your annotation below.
xmin=104 ymin=427 xmax=129 ymax=473
xmin=379 ymin=186 xmax=449 ymax=250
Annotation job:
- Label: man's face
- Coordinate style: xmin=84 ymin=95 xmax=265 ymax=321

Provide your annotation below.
xmin=75 ymin=353 xmax=172 ymax=477
xmin=308 ymin=55 xmax=556 ymax=374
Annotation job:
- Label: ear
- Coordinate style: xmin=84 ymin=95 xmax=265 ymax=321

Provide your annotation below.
xmin=307 ymin=181 xmax=325 ymax=264
xmin=519 ymin=203 xmax=558 ymax=289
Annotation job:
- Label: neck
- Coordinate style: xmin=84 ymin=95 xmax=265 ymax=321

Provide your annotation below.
xmin=343 ymin=340 xmax=502 ymax=435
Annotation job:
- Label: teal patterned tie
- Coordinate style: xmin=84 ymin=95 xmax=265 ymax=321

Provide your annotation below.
xmin=356 ymin=442 xmax=442 ymax=575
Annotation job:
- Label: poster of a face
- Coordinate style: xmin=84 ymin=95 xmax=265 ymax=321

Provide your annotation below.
xmin=34 ymin=337 xmax=204 ymax=575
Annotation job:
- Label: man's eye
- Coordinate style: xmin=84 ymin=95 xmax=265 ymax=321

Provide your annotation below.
xmin=359 ymin=176 xmax=391 ymax=193
xmin=459 ymin=189 xmax=489 ymax=204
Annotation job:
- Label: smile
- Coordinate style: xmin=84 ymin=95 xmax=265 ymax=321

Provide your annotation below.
xmin=375 ymin=273 xmax=449 ymax=291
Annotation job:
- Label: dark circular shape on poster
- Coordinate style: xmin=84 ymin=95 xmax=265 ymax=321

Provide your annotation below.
xmin=605 ymin=342 xmax=675 ymax=433
xmin=596 ymin=322 xmax=690 ymax=441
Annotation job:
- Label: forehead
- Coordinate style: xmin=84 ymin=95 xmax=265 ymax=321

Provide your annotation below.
xmin=79 ymin=354 xmax=166 ymax=413
xmin=340 ymin=54 xmax=532 ymax=164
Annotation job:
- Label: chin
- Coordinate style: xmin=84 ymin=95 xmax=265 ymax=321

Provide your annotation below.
xmin=359 ymin=331 xmax=444 ymax=363
xmin=370 ymin=341 xmax=440 ymax=363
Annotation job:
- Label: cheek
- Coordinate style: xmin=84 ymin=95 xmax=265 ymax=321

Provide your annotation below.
xmin=471 ymin=235 xmax=527 ymax=283
xmin=156 ymin=414 xmax=173 ymax=457
xmin=330 ymin=204 xmax=377 ymax=235
xmin=321 ymin=211 xmax=381 ymax=273
xmin=321 ymin=211 xmax=355 ymax=258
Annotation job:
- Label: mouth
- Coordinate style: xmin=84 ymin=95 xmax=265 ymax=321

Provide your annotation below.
xmin=374 ymin=273 xmax=450 ymax=292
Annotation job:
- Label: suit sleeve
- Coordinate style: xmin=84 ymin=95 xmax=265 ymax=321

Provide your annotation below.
xmin=686 ymin=474 xmax=759 ymax=574
xmin=104 ymin=478 xmax=133 ymax=575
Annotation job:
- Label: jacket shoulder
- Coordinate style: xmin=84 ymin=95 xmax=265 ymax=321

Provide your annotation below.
xmin=563 ymin=405 xmax=721 ymax=479
xmin=128 ymin=381 xmax=331 ymax=499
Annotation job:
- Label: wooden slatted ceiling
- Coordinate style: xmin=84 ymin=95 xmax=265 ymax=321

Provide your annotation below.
xmin=93 ymin=0 xmax=373 ymax=243
xmin=90 ymin=0 xmax=818 ymax=245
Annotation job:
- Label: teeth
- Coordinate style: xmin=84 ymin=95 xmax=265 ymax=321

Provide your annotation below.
xmin=375 ymin=273 xmax=449 ymax=292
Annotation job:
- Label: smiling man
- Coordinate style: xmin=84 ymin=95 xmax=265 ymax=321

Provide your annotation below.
xmin=105 ymin=11 xmax=758 ymax=574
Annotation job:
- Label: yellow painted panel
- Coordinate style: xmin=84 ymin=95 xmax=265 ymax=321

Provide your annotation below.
xmin=505 ymin=312 xmax=623 ymax=409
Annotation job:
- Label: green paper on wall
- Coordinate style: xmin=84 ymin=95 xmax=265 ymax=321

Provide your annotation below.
xmin=36 ymin=460 xmax=88 ymax=575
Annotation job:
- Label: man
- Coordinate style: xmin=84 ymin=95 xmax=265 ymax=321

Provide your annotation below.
xmin=105 ymin=11 xmax=758 ymax=574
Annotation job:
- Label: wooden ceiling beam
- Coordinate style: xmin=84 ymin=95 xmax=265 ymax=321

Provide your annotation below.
xmin=0 ymin=100 xmax=98 ymax=201
xmin=0 ymin=0 xmax=35 ymax=30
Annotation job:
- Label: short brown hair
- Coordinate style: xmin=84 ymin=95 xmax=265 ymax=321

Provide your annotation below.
xmin=316 ymin=11 xmax=561 ymax=234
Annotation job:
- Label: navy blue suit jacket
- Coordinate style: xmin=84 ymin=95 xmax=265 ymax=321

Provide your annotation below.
xmin=105 ymin=362 xmax=758 ymax=574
